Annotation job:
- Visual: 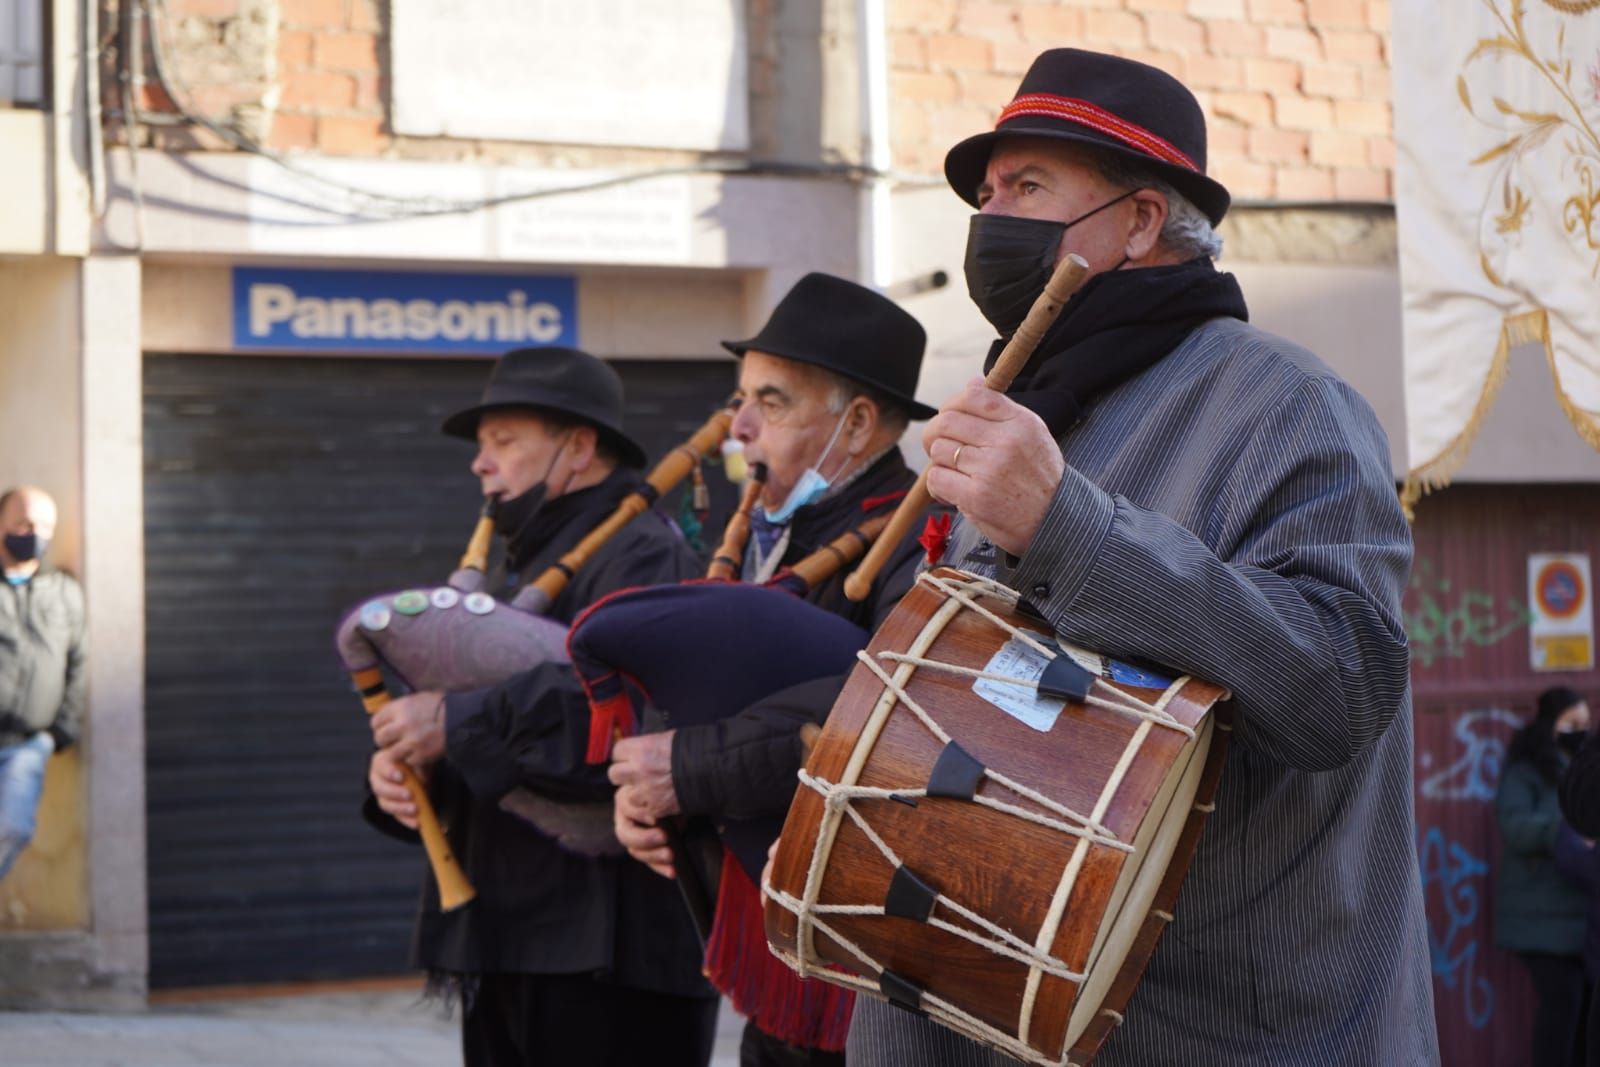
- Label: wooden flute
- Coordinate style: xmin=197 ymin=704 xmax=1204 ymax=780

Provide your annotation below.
xmin=706 ymin=462 xmax=768 ymax=581
xmin=843 ymin=254 xmax=1091 ymax=601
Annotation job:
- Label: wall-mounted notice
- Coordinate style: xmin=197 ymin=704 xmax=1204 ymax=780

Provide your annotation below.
xmin=390 ymin=0 xmax=749 ymax=152
xmin=1528 ymin=552 xmax=1594 ymax=672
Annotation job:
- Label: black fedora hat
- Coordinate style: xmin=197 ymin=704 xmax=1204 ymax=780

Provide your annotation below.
xmin=721 ymin=273 xmax=936 ymax=421
xmin=944 ymin=49 xmax=1231 ymax=226
xmin=442 ymin=346 xmax=647 ymax=469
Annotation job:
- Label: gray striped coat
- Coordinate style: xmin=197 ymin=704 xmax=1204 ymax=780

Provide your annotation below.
xmin=848 ymin=317 xmax=1440 ymax=1066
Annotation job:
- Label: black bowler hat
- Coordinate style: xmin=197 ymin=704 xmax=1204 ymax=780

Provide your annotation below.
xmin=721 ymin=273 xmax=936 ymax=421
xmin=944 ymin=49 xmax=1231 ymax=226
xmin=441 ymin=346 xmax=647 ymax=469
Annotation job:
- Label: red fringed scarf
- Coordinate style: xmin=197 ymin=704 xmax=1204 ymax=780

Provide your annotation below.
xmin=702 ymin=850 xmax=855 ymax=1051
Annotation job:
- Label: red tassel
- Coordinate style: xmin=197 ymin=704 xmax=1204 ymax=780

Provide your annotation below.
xmin=703 ymin=849 xmax=854 ymax=1051
xmin=584 ymin=688 xmax=635 ymax=764
xmin=919 ymin=512 xmax=952 ymax=565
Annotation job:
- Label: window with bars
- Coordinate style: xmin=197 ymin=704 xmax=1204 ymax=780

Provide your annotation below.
xmin=0 ymin=0 xmax=45 ymax=107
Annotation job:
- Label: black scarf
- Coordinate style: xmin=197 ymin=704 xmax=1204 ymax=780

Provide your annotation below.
xmin=985 ymin=257 xmax=1249 ymax=437
xmin=502 ymin=469 xmax=635 ymax=576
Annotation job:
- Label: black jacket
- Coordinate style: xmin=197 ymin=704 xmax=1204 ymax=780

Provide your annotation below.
xmin=0 ymin=567 xmax=87 ymax=751
xmin=363 ymin=468 xmax=711 ymax=997
xmin=1561 ymin=730 xmax=1600 ymax=837
xmin=671 ymin=450 xmax=933 ymax=823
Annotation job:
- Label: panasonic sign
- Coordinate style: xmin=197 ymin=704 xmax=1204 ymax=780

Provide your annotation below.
xmin=232 ymin=267 xmax=577 ymax=353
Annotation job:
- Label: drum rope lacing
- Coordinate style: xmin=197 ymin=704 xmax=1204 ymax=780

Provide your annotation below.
xmin=850 ymin=652 xmax=1129 ymax=849
xmin=765 ymin=571 xmax=1200 ymax=1066
xmin=908 ymin=572 xmax=1194 ymax=738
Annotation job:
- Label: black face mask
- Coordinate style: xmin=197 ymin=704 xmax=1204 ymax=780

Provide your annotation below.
xmin=3 ymin=532 xmax=46 ymax=562
xmin=1557 ymin=730 xmax=1589 ymax=756
xmin=962 ymin=189 xmax=1139 ymax=338
xmin=493 ymin=482 xmax=548 ymax=542
xmin=490 ymin=431 xmax=573 ymax=545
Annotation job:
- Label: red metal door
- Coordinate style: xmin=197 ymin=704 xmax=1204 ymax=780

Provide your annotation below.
xmin=1408 ymin=484 xmax=1599 ymax=1066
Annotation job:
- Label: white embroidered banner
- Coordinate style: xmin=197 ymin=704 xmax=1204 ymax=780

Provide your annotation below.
xmin=1393 ymin=0 xmax=1600 ymax=514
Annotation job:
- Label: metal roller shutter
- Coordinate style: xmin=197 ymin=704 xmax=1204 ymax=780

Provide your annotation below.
xmin=143 ymin=352 xmax=736 ymax=988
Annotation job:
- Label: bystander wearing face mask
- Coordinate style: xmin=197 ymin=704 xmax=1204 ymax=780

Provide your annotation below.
xmin=3 ymin=531 xmax=47 ymax=563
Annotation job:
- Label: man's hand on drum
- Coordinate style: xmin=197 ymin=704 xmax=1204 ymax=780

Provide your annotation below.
xmin=369 ymin=747 xmax=428 ymax=830
xmin=370 ymin=689 xmax=448 ymax=770
xmin=613 ymin=783 xmax=676 ymax=879
xmin=608 ymin=731 xmax=681 ymax=820
xmin=924 ymin=377 xmax=1065 ymax=557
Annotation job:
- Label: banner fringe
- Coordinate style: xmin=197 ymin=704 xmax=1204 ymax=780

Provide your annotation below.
xmin=1399 ymin=310 xmax=1532 ymax=520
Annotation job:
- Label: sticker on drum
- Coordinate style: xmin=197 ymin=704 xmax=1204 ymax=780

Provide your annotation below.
xmin=1107 ymin=659 xmax=1175 ymax=689
xmin=464 ymin=592 xmax=496 ymax=616
xmin=393 ymin=590 xmax=429 ymax=616
xmin=430 ymin=587 xmax=461 ymax=610
xmin=973 ymin=635 xmax=1102 ymax=732
xmin=359 ymin=601 xmax=392 ymax=632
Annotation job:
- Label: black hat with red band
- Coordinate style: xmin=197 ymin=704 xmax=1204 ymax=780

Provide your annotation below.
xmin=943 ymin=48 xmax=1231 ymax=226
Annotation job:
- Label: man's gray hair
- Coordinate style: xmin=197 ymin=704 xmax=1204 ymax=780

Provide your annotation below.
xmin=1090 ymin=151 xmax=1224 ymax=261
xmin=814 ymin=365 xmax=910 ymax=434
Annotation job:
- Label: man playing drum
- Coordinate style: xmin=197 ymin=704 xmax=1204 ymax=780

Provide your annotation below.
xmin=361 ymin=347 xmax=717 ymax=1067
xmin=607 ymin=273 xmax=940 ymax=1067
xmin=846 ymin=49 xmax=1440 ymax=1066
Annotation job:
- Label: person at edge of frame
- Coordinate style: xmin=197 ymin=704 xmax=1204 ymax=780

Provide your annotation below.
xmin=0 ymin=486 xmax=86 ymax=882
xmin=361 ymin=346 xmax=717 ymax=1067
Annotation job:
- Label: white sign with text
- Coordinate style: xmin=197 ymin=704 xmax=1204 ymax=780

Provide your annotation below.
xmin=391 ymin=0 xmax=749 ymax=152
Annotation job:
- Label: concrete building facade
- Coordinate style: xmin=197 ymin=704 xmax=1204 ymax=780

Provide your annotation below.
xmin=0 ymin=8 xmax=1593 ymax=1063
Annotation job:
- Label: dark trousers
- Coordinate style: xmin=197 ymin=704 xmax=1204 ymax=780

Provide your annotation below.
xmin=1521 ymin=952 xmax=1590 ymax=1067
xmin=740 ymin=1020 xmax=846 ymax=1067
xmin=1589 ymin=975 xmax=1600 ymax=1067
xmin=463 ymin=972 xmax=718 ymax=1067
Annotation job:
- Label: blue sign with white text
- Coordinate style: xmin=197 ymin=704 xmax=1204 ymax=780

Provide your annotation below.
xmin=232 ymin=267 xmax=577 ymax=353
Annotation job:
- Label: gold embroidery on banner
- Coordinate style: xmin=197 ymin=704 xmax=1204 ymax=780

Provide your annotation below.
xmin=1463 ymin=0 xmax=1600 ymax=280
xmin=1400 ymin=0 xmax=1600 ymax=517
xmin=1564 ymin=158 xmax=1600 ymax=263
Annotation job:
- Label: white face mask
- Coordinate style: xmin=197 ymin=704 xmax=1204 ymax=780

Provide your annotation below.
xmin=762 ymin=408 xmax=849 ymax=525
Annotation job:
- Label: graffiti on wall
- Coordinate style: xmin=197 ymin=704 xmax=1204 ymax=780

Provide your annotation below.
xmin=1419 ymin=708 xmax=1521 ymax=802
xmin=1406 ymin=559 xmax=1533 ymax=668
xmin=1416 ymin=705 xmax=1525 ymax=1041
xmin=1419 ymin=826 xmax=1496 ymax=1030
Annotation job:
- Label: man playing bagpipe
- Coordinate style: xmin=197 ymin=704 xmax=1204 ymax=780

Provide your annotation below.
xmin=361 ymin=346 xmax=717 ymax=1067
xmin=603 ymin=273 xmax=941 ymax=1067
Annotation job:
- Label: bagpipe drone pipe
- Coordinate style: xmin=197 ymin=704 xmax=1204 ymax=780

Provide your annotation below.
xmin=333 ymin=405 xmax=735 ymax=909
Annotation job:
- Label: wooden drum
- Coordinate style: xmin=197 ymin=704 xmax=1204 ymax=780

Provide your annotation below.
xmin=764 ymin=568 xmax=1231 ymax=1065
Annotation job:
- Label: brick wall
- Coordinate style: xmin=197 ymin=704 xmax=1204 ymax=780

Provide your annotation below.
xmin=123 ymin=0 xmax=783 ymax=168
xmin=123 ymin=0 xmax=1394 ymax=203
xmin=888 ymin=0 xmax=1394 ymax=202
xmin=274 ymin=0 xmax=383 ymax=153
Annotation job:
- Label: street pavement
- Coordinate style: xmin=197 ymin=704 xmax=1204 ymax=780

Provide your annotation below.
xmin=0 ymin=985 xmax=744 ymax=1066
